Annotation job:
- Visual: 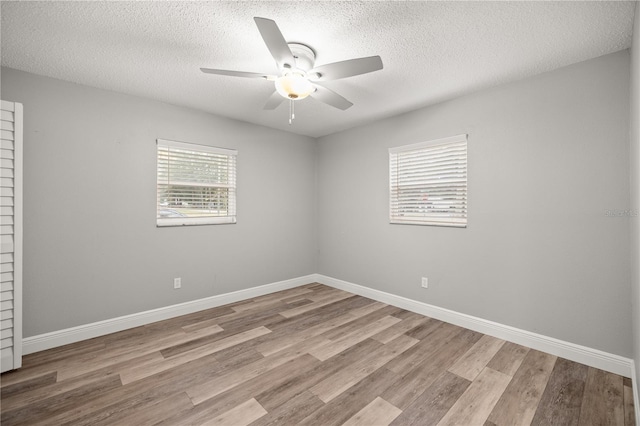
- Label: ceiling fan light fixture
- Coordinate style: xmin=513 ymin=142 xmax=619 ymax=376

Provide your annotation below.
xmin=275 ymin=72 xmax=313 ymax=100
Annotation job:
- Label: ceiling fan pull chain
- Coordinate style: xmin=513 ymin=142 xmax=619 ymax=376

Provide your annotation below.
xmin=288 ymin=99 xmax=294 ymax=125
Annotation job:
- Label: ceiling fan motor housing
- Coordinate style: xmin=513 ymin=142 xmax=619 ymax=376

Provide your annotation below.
xmin=288 ymin=43 xmax=316 ymax=72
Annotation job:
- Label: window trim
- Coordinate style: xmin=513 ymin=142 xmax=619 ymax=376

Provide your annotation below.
xmin=156 ymin=138 xmax=237 ymax=227
xmin=389 ymin=134 xmax=468 ymax=228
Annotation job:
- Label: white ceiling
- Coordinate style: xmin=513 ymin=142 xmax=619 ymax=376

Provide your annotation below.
xmin=1 ymin=1 xmax=636 ymax=138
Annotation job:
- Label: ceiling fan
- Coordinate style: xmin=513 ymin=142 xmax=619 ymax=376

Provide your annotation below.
xmin=200 ymin=17 xmax=383 ymax=124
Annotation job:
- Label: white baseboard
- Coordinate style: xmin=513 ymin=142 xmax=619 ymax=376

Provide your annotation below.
xmin=22 ymin=275 xmax=316 ymax=355
xmin=315 ymin=274 xmax=634 ymax=378
xmin=22 ymin=272 xmax=635 ymax=381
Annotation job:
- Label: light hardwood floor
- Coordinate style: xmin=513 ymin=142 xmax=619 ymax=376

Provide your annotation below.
xmin=0 ymin=283 xmax=635 ymax=425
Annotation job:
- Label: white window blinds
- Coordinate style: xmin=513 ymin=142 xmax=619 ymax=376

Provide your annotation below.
xmin=389 ymin=134 xmax=467 ymax=228
xmin=157 ymin=139 xmax=237 ymax=226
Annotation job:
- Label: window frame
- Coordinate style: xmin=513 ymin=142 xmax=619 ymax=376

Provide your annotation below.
xmin=156 ymin=138 xmax=237 ymax=227
xmin=389 ymin=134 xmax=468 ymax=228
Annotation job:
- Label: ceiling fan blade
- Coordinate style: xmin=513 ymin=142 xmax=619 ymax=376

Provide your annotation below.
xmin=311 ymin=84 xmax=353 ymax=110
xmin=200 ymin=68 xmax=276 ymax=80
xmin=309 ymin=56 xmax=383 ymax=81
xmin=254 ymin=17 xmax=295 ymax=71
xmin=263 ymin=91 xmax=285 ymax=110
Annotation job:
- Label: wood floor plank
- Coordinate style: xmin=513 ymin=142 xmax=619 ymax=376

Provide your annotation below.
xmin=255 ymin=338 xmax=383 ymax=412
xmin=0 ymin=340 xmax=109 ymax=387
xmin=0 ymin=367 xmax=61 ymax=390
xmin=161 ymin=312 xmax=280 ymax=359
xmin=318 ymin=305 xmax=401 ymax=341
xmin=265 ymin=295 xmax=377 ymax=335
xmin=230 ymin=298 xmax=288 ymax=314
xmin=623 ymin=382 xmax=636 ymax=426
xmin=48 ymin=344 xmax=266 ymax=426
xmin=283 ymin=298 xmax=314 ymax=308
xmin=486 ymin=341 xmax=530 ymax=377
xmin=187 ymin=334 xmax=331 ymax=404
xmin=182 ymin=317 xmax=228 ymax=333
xmin=120 ymin=326 xmax=271 ymax=384
xmin=61 ymin=388 xmax=190 ymax=426
xmin=201 ymin=298 xmax=291 ymax=327
xmin=255 ymin=301 xmax=386 ymax=357
xmin=55 ymin=325 xmax=223 ymax=381
xmin=371 ymin=312 xmax=429 ymax=344
xmin=248 ymin=391 xmax=324 ymax=426
xmin=96 ymin=391 xmax=194 ymax=426
xmin=184 ymin=323 xmax=225 ymax=339
xmin=1 ymin=284 xmax=633 ymax=426
xmin=11 ymin=294 xmax=324 ymax=423
xmin=211 ymin=341 xmax=264 ymax=366
xmin=209 ymin=309 xmax=284 ymax=337
xmin=309 ymin=315 xmax=401 ymax=361
xmin=233 ymin=287 xmax=314 ymax=309
xmin=2 ymin=351 xmax=173 ymax=415
xmin=279 ymin=291 xmax=354 ymax=318
xmin=158 ymin=354 xmax=321 ymax=426
xmin=3 ymin=340 xmax=105 ymax=375
xmin=281 ymin=293 xmax=314 ymax=304
xmin=578 ymin=367 xmax=624 ymax=426
xmin=299 ymin=366 xmax=401 ymax=426
xmin=33 ymin=352 xmax=228 ymax=425
xmin=436 ymin=367 xmax=512 ymax=426
xmin=201 ymin=398 xmax=267 ymax=426
xmin=530 ymin=357 xmax=588 ymax=426
xmin=139 ymin=305 xmax=234 ymax=333
xmin=382 ymin=328 xmax=482 ymax=410
xmin=304 ymin=286 xmax=349 ymax=302
xmin=1 ymin=374 xmax=123 ymax=426
xmin=487 ymin=349 xmax=557 ymax=425
xmin=404 ymin=317 xmax=446 ymax=340
xmin=448 ymin=334 xmax=506 ymax=381
xmin=385 ymin=322 xmax=462 ymax=375
xmin=309 ymin=334 xmax=418 ymax=403
xmin=100 ymin=326 xmax=187 ymax=352
xmin=0 ymin=371 xmax=57 ymax=399
xmin=390 ymin=371 xmax=471 ymax=426
xmin=342 ymin=396 xmax=402 ymax=426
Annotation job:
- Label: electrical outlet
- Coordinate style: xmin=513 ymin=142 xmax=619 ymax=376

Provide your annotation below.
xmin=174 ymin=277 xmax=181 ymax=289
xmin=421 ymin=277 xmax=428 ymax=288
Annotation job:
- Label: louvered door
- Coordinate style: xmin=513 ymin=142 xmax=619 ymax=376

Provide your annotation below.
xmin=1 ymin=100 xmax=22 ymax=373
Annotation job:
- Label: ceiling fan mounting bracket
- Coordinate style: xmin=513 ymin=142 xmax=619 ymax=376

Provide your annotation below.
xmin=288 ymin=43 xmax=316 ymax=71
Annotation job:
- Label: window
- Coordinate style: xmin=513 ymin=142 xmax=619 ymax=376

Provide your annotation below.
xmin=389 ymin=134 xmax=467 ymax=227
xmin=157 ymin=139 xmax=237 ymax=226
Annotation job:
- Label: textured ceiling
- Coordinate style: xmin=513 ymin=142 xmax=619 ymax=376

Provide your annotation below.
xmin=1 ymin=1 xmax=636 ymax=138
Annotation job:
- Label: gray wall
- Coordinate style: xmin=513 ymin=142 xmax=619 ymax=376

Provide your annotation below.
xmin=630 ymin=5 xmax=639 ymax=393
xmin=317 ymin=51 xmax=632 ymax=357
xmin=1 ymin=68 xmax=317 ymax=337
xmin=1 ymin=48 xmax=634 ymax=361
